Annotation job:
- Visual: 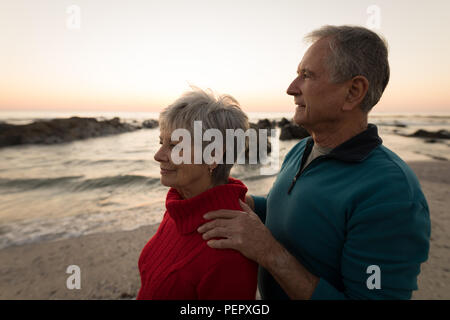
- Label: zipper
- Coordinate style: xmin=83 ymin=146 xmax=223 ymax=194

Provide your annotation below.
xmin=287 ymin=155 xmax=328 ymax=194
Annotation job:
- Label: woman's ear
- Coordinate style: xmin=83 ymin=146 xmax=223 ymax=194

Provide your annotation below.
xmin=343 ymin=76 xmax=369 ymax=111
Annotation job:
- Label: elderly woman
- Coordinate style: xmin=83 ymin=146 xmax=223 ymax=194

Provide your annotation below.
xmin=137 ymin=88 xmax=257 ymax=300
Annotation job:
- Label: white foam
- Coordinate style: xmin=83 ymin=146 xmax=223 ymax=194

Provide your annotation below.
xmin=0 ymin=201 xmax=165 ymax=250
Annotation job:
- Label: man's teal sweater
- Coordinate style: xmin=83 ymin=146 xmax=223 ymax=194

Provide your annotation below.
xmin=252 ymin=124 xmax=430 ymax=299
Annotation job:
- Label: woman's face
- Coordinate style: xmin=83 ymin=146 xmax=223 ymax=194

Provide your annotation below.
xmin=154 ymin=128 xmax=212 ymax=197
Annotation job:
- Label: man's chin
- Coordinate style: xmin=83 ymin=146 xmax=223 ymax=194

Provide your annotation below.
xmin=293 ymin=112 xmax=306 ymax=126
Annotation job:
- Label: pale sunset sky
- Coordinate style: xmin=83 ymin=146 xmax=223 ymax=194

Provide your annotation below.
xmin=1 ymin=0 xmax=449 ymax=113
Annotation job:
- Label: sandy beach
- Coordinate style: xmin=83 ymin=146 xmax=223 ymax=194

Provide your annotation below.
xmin=0 ymin=160 xmax=449 ymax=300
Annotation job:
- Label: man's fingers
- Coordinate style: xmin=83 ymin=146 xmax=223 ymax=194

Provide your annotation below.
xmin=202 ymin=227 xmax=230 ymax=241
xmin=239 ymin=198 xmax=252 ymax=213
xmin=197 ymin=218 xmax=228 ymax=233
xmin=206 ymin=239 xmax=235 ymax=250
xmin=203 ymin=209 xmax=241 ymax=220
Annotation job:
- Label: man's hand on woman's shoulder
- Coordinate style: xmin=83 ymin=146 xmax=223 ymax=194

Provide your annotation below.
xmin=245 ymin=194 xmax=255 ymax=211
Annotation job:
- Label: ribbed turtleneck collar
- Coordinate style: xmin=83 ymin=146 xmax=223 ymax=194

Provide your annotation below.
xmin=166 ymin=177 xmax=247 ymax=235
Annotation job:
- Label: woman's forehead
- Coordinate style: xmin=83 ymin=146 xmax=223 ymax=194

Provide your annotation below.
xmin=159 ymin=127 xmax=187 ymax=141
xmin=160 ymin=122 xmax=193 ymax=138
xmin=159 ymin=129 xmax=172 ymax=139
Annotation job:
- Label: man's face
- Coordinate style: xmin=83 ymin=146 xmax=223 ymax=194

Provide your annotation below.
xmin=287 ymin=38 xmax=349 ymax=131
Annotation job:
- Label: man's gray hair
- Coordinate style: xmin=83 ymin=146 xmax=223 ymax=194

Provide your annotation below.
xmin=159 ymin=87 xmax=249 ymax=185
xmin=305 ymin=25 xmax=390 ymax=113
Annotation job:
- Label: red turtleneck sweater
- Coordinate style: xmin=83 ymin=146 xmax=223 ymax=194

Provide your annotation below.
xmin=137 ymin=177 xmax=258 ymax=300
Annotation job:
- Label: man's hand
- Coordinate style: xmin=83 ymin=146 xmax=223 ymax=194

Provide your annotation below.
xmin=198 ymin=198 xmax=319 ymax=299
xmin=197 ymin=199 xmax=275 ymax=266
xmin=245 ymin=194 xmax=255 ymax=211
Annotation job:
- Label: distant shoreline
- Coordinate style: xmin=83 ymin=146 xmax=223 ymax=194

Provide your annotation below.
xmin=1 ymin=110 xmax=450 ymax=115
xmin=1 ymin=115 xmax=449 ymax=149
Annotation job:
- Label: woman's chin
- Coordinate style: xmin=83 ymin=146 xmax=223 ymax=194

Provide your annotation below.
xmin=160 ymin=176 xmax=174 ymax=188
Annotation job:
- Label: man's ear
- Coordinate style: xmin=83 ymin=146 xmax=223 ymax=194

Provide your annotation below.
xmin=343 ymin=76 xmax=369 ymax=111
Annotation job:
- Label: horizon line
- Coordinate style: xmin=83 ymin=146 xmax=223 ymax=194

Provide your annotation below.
xmin=1 ymin=109 xmax=450 ymax=117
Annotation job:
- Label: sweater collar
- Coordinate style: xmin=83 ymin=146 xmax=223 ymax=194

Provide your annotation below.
xmin=166 ymin=177 xmax=248 ymax=235
xmin=304 ymin=123 xmax=382 ymax=162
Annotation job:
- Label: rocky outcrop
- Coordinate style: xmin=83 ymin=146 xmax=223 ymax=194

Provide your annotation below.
xmin=0 ymin=117 xmax=146 ymax=148
xmin=255 ymin=118 xmax=276 ymax=130
xmin=244 ymin=122 xmax=272 ymax=162
xmin=279 ymin=123 xmax=310 ymax=140
xmin=408 ymin=129 xmax=450 ymax=140
xmin=277 ymin=117 xmax=291 ymax=128
xmin=142 ymin=119 xmax=159 ymax=129
xmin=250 ymin=117 xmax=310 ymax=141
xmin=378 ymin=121 xmax=408 ymax=128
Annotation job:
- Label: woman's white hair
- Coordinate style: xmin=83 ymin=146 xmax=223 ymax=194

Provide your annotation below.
xmin=159 ymin=87 xmax=249 ymax=185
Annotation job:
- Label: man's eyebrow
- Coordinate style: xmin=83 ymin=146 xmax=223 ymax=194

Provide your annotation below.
xmin=297 ymin=68 xmax=314 ymax=75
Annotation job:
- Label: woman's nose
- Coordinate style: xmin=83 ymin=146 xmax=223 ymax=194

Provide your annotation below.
xmin=154 ymin=145 xmax=168 ymax=163
xmin=287 ymin=77 xmax=301 ymax=96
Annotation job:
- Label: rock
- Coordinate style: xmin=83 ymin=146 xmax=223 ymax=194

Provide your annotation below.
xmin=277 ymin=117 xmax=291 ymax=128
xmin=108 ymin=117 xmax=120 ymax=126
xmin=142 ymin=119 xmax=159 ymax=129
xmin=393 ymin=121 xmax=407 ymax=128
xmin=408 ymin=129 xmax=450 ymax=140
xmin=244 ymin=123 xmax=272 ymax=162
xmin=279 ymin=123 xmax=310 ymax=140
xmin=0 ymin=117 xmax=140 ymax=148
xmin=255 ymin=118 xmax=275 ymax=130
xmin=119 ymin=292 xmax=135 ymax=299
xmin=378 ymin=121 xmax=407 ymax=128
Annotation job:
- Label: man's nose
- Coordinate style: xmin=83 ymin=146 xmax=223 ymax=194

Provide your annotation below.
xmin=287 ymin=77 xmax=301 ymax=96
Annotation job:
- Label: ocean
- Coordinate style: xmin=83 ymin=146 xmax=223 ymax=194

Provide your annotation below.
xmin=1 ymin=111 xmax=449 ymax=249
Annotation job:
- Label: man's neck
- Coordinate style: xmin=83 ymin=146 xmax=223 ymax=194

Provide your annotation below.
xmin=310 ymin=118 xmax=368 ymax=149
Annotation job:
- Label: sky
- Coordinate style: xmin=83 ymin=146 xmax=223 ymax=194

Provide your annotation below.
xmin=1 ymin=0 xmax=449 ymax=113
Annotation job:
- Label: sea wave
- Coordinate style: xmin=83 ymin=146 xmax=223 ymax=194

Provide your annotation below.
xmin=0 ymin=202 xmax=164 ymax=250
xmin=0 ymin=176 xmax=83 ymax=191
xmin=73 ymin=175 xmax=160 ymax=191
xmin=0 ymin=174 xmax=160 ymax=192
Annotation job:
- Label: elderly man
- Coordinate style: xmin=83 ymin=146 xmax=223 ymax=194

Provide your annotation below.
xmin=198 ymin=25 xmax=430 ymax=300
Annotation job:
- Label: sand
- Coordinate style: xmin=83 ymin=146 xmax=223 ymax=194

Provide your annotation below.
xmin=0 ymin=160 xmax=448 ymax=300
